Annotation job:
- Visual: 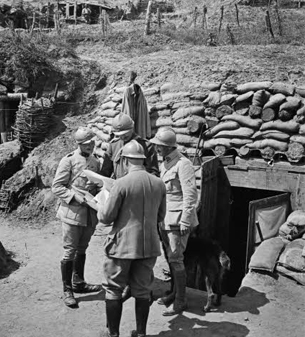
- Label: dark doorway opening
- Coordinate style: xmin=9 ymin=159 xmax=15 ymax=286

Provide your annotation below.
xmin=226 ymin=186 xmax=286 ymax=297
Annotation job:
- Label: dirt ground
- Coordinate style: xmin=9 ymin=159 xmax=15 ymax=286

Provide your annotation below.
xmin=2 ymin=7 xmax=305 ymax=337
xmin=1 ymin=215 xmax=305 ymax=337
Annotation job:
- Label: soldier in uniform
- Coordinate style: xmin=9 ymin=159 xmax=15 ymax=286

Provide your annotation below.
xmin=98 ymin=140 xmax=166 ymax=337
xmin=100 ymin=113 xmax=159 ymax=179
xmin=150 ymin=127 xmax=198 ymax=316
xmin=52 ymin=127 xmax=103 ymax=307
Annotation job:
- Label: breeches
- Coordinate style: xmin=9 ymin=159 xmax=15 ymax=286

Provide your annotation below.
xmin=102 ymin=256 xmax=157 ymax=300
xmin=159 ymin=229 xmax=189 ymax=270
xmin=62 ymin=222 xmax=95 ymax=261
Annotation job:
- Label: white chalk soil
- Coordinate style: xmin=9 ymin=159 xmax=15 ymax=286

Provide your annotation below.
xmin=0 ymin=217 xmax=304 ymax=337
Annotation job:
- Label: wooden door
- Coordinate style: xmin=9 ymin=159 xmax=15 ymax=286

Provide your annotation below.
xmin=245 ymin=193 xmax=290 ymax=273
xmin=185 ymin=156 xmax=232 ymax=290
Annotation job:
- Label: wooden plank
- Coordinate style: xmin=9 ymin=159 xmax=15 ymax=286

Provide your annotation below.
xmin=224 ymin=166 xmax=305 ymax=210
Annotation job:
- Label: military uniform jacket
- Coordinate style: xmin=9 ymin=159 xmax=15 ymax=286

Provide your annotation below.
xmin=52 ymin=149 xmax=100 ymax=227
xmin=100 ymin=134 xmax=159 ymax=179
xmin=160 ymin=149 xmax=198 ymax=230
xmin=98 ymin=166 xmax=166 ymax=259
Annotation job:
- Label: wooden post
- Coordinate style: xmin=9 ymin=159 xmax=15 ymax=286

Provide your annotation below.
xmin=66 ymin=2 xmax=69 ymax=19
xmin=226 ymin=24 xmax=235 ymax=45
xmin=235 ymin=4 xmax=240 ymax=27
xmin=47 ymin=2 xmax=51 ymax=28
xmin=144 ymin=0 xmax=152 ymax=36
xmin=74 ymin=0 xmax=77 ymax=25
xmin=157 ymin=7 xmax=161 ymax=29
xmin=202 ymin=5 xmax=208 ymax=30
xmin=265 ymin=10 xmax=274 ymax=38
xmin=274 ymin=0 xmax=282 ymax=36
xmin=30 ymin=12 xmax=36 ymax=34
xmin=218 ymin=5 xmax=224 ymax=33
xmin=103 ymin=9 xmax=107 ymax=35
xmin=0 ymin=101 xmax=5 ymax=137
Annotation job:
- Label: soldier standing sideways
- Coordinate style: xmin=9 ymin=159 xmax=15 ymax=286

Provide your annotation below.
xmin=52 ymin=127 xmax=103 ymax=308
xmin=150 ymin=127 xmax=199 ymax=316
xmin=98 ymin=140 xmax=166 ymax=337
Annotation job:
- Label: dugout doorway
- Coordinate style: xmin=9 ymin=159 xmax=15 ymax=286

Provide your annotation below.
xmin=192 ymin=156 xmax=290 ymax=296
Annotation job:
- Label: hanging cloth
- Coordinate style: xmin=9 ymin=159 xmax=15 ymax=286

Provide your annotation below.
xmin=122 ymin=83 xmax=151 ymax=139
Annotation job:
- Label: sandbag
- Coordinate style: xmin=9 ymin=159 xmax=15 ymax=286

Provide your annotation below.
xmin=269 ymin=82 xmax=295 ymax=96
xmin=252 ymin=89 xmax=271 ymax=107
xmin=286 ymin=210 xmax=305 ymax=227
xmin=150 ymin=109 xmax=171 ymax=118
xmin=260 ymin=120 xmax=299 ymax=133
xmin=172 ymin=127 xmax=191 ymax=135
xmin=203 ymin=138 xmax=232 ymax=149
xmin=201 ymin=81 xmax=221 ymax=91
xmin=214 ymin=127 xmax=255 ymax=139
xmin=236 ymin=81 xmax=272 ymax=94
xmin=205 ymin=120 xmax=240 ymax=137
xmin=277 ymin=239 xmax=305 ymax=272
xmin=262 ymin=131 xmax=291 ymax=142
xmin=279 ymin=96 xmax=301 ymax=112
xmin=155 ymin=117 xmax=173 ymax=127
xmin=176 ymin=134 xmax=198 ymax=146
xmin=162 ymin=92 xmax=191 ymax=102
xmin=172 ymin=106 xmax=205 ymax=121
xmin=249 ymin=105 xmax=262 ymax=118
xmin=220 ymin=94 xmax=237 ymax=106
xmin=150 ymin=102 xmax=170 ymax=112
xmin=221 ymin=114 xmax=262 ymax=129
xmin=249 ymin=237 xmax=286 ymax=272
xmin=101 ymin=101 xmax=118 ymax=110
xmin=173 ymin=117 xmax=189 ymax=127
xmin=203 ymin=91 xmax=222 ymax=107
xmin=290 ymin=135 xmax=305 ymax=145
xmin=99 ymin=109 xmax=120 ymax=118
xmin=215 ymin=105 xmax=233 ymax=119
xmin=235 ymin=91 xmax=254 ymax=103
xmin=142 ymin=87 xmax=160 ymax=96
xmin=263 ymin=93 xmax=286 ymax=109
xmin=230 ymin=138 xmax=253 ymax=147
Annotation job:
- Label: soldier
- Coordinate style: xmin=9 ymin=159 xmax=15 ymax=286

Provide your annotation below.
xmin=52 ymin=127 xmax=103 ymax=308
xmin=100 ymin=113 xmax=159 ymax=179
xmin=150 ymin=127 xmax=198 ymax=316
xmin=98 ymin=140 xmax=166 ymax=337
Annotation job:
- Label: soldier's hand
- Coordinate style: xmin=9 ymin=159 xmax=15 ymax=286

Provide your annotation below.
xmin=73 ymin=194 xmax=87 ymax=206
xmin=180 ymin=223 xmax=191 ymax=236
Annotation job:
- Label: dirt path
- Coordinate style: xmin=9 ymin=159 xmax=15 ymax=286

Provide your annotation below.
xmin=1 ymin=217 xmax=304 ymax=337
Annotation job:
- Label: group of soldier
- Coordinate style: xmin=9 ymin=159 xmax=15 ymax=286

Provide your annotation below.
xmin=52 ymin=113 xmax=199 ymax=337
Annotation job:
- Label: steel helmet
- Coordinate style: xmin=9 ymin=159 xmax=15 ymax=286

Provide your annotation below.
xmin=112 ymin=114 xmax=134 ymax=136
xmin=122 ymin=140 xmax=146 ymax=159
xmin=150 ymin=127 xmax=177 ymax=147
xmin=74 ymin=127 xmax=95 ymax=144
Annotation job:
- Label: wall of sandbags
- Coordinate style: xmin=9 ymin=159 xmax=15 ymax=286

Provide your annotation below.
xmin=87 ymin=80 xmax=305 ymax=165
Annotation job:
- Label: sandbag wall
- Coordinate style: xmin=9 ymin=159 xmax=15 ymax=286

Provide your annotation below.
xmin=201 ymin=81 xmax=305 ymax=162
xmin=87 ymin=80 xmax=305 ymax=167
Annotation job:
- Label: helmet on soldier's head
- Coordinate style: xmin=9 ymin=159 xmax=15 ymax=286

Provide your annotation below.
xmin=122 ymin=140 xmax=146 ymax=159
xmin=74 ymin=127 xmax=94 ymax=144
xmin=112 ymin=114 xmax=134 ymax=136
xmin=150 ymin=127 xmax=177 ymax=148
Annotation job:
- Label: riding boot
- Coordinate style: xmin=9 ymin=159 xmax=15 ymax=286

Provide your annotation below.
xmin=61 ymin=260 xmax=77 ymax=308
xmin=130 ymin=298 xmax=150 ymax=337
xmin=162 ymin=267 xmax=187 ymax=316
xmin=105 ymin=299 xmax=123 ymax=337
xmin=157 ymin=264 xmax=176 ymax=306
xmin=72 ymin=253 xmax=102 ymax=293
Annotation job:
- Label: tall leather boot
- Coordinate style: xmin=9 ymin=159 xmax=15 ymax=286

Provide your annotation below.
xmin=131 ymin=298 xmax=150 ymax=337
xmin=162 ymin=267 xmax=187 ymax=316
xmin=105 ymin=299 xmax=122 ymax=337
xmin=61 ymin=260 xmax=77 ymax=308
xmin=157 ymin=263 xmax=176 ymax=306
xmin=72 ymin=253 xmax=102 ymax=293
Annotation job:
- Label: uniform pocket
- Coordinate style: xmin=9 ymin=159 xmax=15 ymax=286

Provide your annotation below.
xmin=165 ymin=210 xmax=182 ymax=227
xmin=104 ymin=233 xmax=117 ymax=255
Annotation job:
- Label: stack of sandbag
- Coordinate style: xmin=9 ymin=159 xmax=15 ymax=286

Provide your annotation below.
xmin=87 ymin=87 xmax=125 ymax=158
xmin=89 ymin=83 xmax=208 ymax=160
xmin=201 ymin=81 xmax=305 ymax=162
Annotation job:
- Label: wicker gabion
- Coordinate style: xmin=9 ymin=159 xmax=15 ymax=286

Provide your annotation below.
xmin=12 ymin=98 xmax=54 ymax=150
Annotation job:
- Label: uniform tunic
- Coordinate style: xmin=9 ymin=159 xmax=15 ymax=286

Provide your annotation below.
xmin=98 ymin=166 xmax=166 ymax=299
xmin=159 ymin=149 xmax=198 ymax=266
xmin=100 ymin=134 xmax=159 ymax=179
xmin=52 ymin=149 xmax=101 ymax=260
